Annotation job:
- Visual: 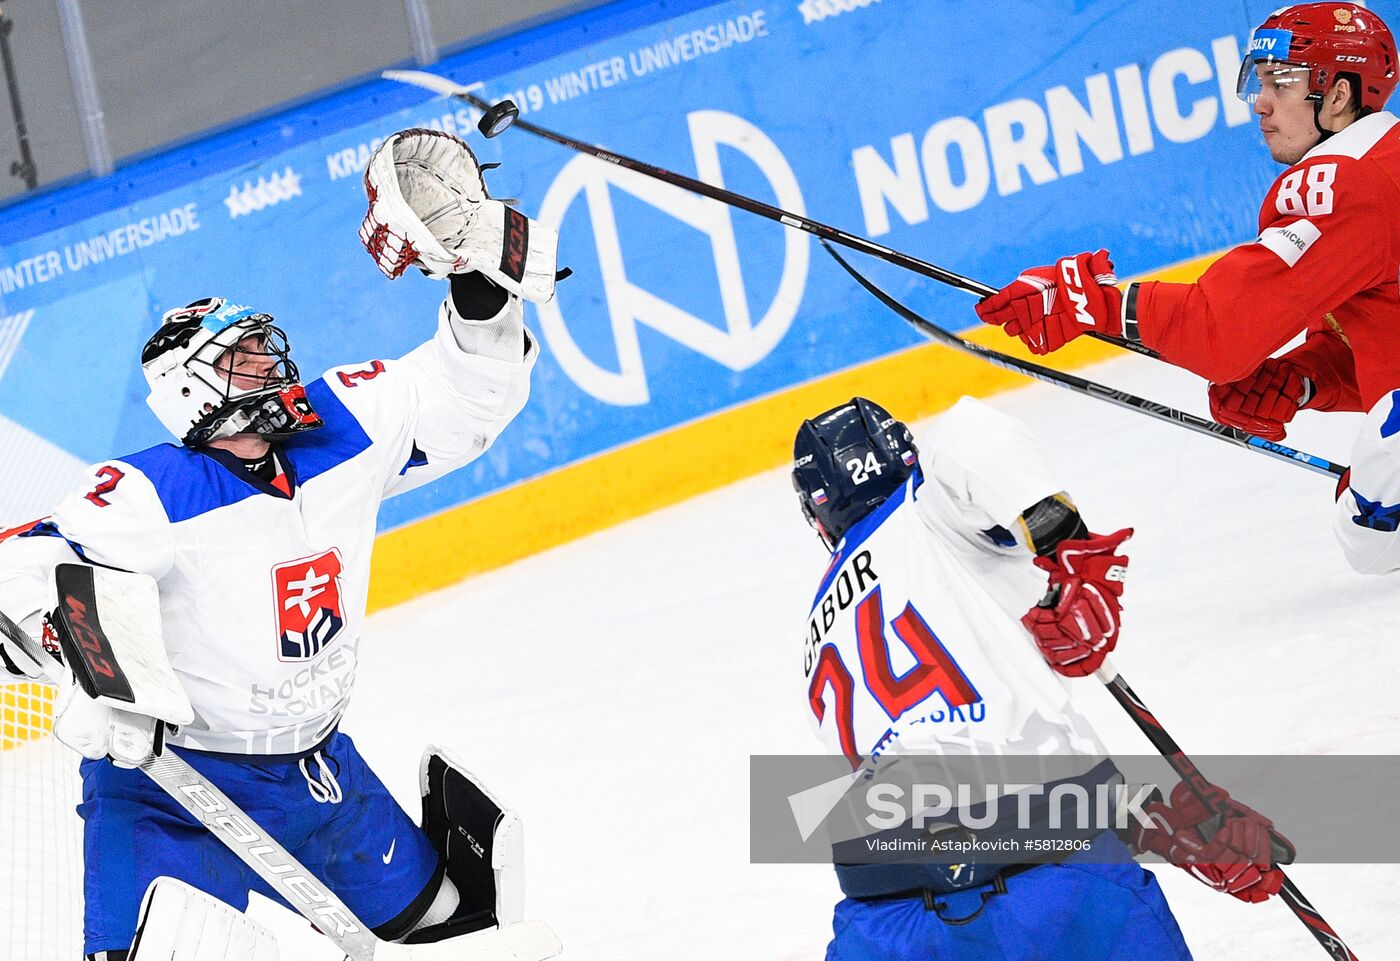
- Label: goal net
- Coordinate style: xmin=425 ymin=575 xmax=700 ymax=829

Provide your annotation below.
xmin=1 ymin=682 xmax=83 ymax=961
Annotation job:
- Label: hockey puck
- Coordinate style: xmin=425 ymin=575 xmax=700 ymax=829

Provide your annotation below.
xmin=479 ymin=99 xmax=519 ymax=138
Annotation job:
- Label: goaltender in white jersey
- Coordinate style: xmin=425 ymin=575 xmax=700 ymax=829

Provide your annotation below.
xmin=3 ymin=289 xmax=530 ymax=755
xmin=0 ymin=129 xmax=563 ymax=959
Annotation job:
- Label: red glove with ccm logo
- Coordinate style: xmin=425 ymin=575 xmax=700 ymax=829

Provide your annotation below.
xmin=1022 ymin=528 xmax=1132 ymax=677
xmin=975 ymin=250 xmax=1124 ymax=355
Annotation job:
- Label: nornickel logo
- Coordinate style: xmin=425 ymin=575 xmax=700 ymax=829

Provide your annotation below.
xmin=536 ymin=110 xmax=808 ymax=405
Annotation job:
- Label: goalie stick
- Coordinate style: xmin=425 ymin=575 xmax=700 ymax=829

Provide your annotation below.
xmin=1094 ymin=657 xmax=1360 ymax=961
xmin=819 ymin=242 xmax=1346 ymax=481
xmin=379 ymin=68 xmax=1158 ymax=360
xmin=136 ymin=752 xmax=561 ymax=961
xmin=0 ymin=606 xmax=560 ymax=961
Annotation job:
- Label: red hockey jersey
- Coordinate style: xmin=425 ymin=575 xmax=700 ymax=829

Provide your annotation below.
xmin=1134 ymin=111 xmax=1400 ymax=411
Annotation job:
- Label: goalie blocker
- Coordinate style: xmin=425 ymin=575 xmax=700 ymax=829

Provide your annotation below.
xmin=3 ymin=566 xmax=557 ymax=959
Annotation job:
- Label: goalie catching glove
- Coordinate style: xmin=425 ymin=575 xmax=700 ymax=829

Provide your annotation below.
xmin=360 ymin=128 xmax=560 ymax=303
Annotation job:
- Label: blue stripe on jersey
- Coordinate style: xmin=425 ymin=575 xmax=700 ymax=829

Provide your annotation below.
xmin=1380 ymin=390 xmax=1400 ymax=439
xmin=280 ymin=378 xmax=373 ymax=484
xmin=122 ymin=444 xmax=263 ymax=523
xmin=810 ymin=471 xmax=920 ymax=613
xmin=120 ymin=377 xmax=373 ymax=523
xmin=17 ymin=519 xmax=93 ymax=562
xmin=398 ymin=442 xmax=428 ymax=476
xmin=1351 ymin=489 xmax=1400 ymax=532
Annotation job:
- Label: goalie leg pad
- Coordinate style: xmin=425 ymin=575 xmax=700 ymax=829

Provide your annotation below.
xmin=405 ymin=746 xmax=524 ymax=944
xmin=127 ymin=877 xmax=278 ymax=961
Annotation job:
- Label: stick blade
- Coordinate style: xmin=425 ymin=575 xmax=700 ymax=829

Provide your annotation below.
xmin=382 ymin=921 xmax=561 ymax=961
xmin=382 ymin=69 xmax=478 ymax=99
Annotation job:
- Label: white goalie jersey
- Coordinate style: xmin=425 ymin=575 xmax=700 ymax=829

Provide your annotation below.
xmin=0 ymin=294 xmax=536 ymax=755
xmin=1335 ymin=388 xmax=1400 ymax=575
xmin=801 ymin=398 xmax=1107 ymax=767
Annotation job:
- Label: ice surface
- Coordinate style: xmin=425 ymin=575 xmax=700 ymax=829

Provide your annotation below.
xmin=314 ymin=352 xmax=1397 ymax=959
xmin=11 ymin=350 xmax=1396 ymax=959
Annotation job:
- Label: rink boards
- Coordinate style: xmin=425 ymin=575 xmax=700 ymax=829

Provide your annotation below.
xmin=0 ymin=0 xmax=1376 ymax=611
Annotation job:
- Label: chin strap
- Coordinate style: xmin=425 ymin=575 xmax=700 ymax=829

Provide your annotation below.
xmin=1312 ymin=101 xmax=1337 ymax=144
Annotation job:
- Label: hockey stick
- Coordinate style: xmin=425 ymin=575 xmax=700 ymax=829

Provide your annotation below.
xmin=0 ymin=608 xmax=560 ymax=961
xmin=379 ymin=68 xmax=1157 ymax=360
xmin=1095 ymin=657 xmax=1360 ymax=961
xmin=820 ymin=241 xmax=1347 ymax=480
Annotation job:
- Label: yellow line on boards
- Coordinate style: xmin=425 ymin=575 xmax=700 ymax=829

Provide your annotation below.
xmin=0 ymin=252 xmax=1220 ymax=748
xmin=367 ymin=251 xmax=1220 ymax=610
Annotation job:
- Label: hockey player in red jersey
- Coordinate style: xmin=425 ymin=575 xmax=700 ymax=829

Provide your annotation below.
xmin=974 ymin=3 xmax=1400 ymax=442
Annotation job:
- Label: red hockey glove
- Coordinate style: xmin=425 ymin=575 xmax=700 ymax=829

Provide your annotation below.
xmin=1207 ymin=359 xmax=1313 ymax=442
xmin=1130 ymin=781 xmax=1295 ymax=903
xmin=1021 ymin=528 xmax=1131 ymax=677
xmin=975 ymin=250 xmax=1123 ymax=355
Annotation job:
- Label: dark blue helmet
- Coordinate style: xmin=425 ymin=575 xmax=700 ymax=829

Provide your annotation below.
xmin=792 ymin=397 xmax=918 ymax=549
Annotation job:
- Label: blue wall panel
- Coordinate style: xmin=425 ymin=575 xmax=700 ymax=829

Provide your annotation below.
xmin=2 ymin=0 xmax=1386 ymax=529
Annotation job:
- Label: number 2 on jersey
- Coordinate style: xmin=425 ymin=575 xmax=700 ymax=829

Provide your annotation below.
xmin=84 ymin=466 xmax=125 ymax=507
xmin=809 ymin=587 xmax=981 ymax=769
xmin=337 ymin=360 xmax=386 ymax=388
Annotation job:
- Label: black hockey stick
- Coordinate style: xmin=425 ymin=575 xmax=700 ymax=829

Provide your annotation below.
xmin=1095 ymin=658 xmax=1360 ymax=961
xmin=382 ymin=69 xmax=1344 ymax=478
xmin=821 ymin=241 xmax=1347 ymax=480
xmin=380 ymin=69 xmax=1157 ymax=360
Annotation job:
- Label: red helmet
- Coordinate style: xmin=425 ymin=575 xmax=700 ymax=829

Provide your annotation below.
xmin=1239 ymin=3 xmax=1398 ymax=114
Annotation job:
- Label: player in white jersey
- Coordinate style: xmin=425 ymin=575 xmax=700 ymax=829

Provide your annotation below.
xmin=792 ymin=397 xmax=1291 ymax=961
xmin=0 ymin=129 xmax=558 ymax=959
xmin=1333 ymin=388 xmax=1400 ymax=573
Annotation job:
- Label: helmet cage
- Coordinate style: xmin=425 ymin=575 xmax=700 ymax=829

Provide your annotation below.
xmin=142 ymin=299 xmax=323 ymax=447
xmin=181 ymin=318 xmax=319 ymax=445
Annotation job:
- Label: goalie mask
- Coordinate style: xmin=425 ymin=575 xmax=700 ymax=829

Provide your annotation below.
xmin=142 ymin=297 xmax=324 ymax=447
